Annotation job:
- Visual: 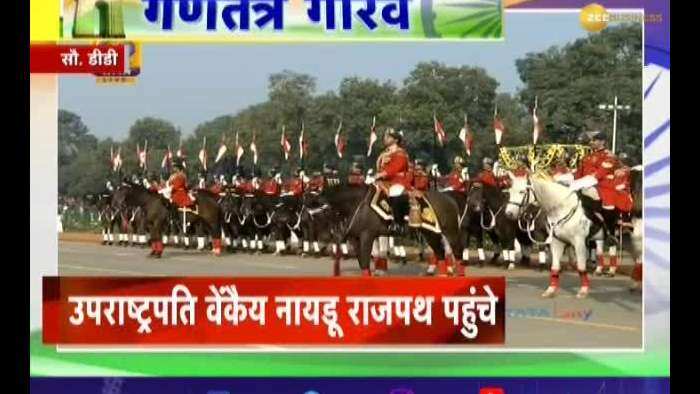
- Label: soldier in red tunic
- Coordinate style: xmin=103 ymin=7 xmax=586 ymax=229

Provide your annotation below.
xmin=444 ymin=156 xmax=468 ymax=193
xmin=236 ymin=174 xmax=256 ymax=195
xmin=412 ymin=159 xmax=430 ymax=191
xmin=476 ymin=157 xmax=509 ymax=188
xmin=307 ymin=171 xmax=325 ymax=194
xmin=347 ymin=161 xmax=366 ymax=186
xmin=282 ymin=168 xmax=305 ymax=197
xmin=167 ymin=159 xmax=194 ymax=208
xmin=261 ymin=168 xmax=282 ymax=197
xmin=613 ymin=152 xmax=634 ymax=216
xmin=375 ymin=128 xmax=416 ymax=231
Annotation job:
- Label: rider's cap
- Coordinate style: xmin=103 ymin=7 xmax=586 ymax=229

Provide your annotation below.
xmin=453 ymin=156 xmax=465 ymax=166
xmin=384 ymin=128 xmax=403 ymax=142
xmin=172 ymin=158 xmax=185 ymax=170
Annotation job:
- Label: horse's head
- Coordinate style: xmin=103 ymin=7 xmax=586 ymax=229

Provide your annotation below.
xmin=219 ymin=190 xmax=242 ymax=215
xmin=504 ymin=171 xmax=531 ymax=220
xmin=466 ymin=182 xmax=484 ymax=213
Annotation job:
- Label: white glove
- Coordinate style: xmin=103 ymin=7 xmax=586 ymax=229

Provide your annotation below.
xmin=569 ymin=175 xmax=597 ymax=191
xmin=365 ymin=175 xmax=375 ymax=185
xmin=159 ymin=186 xmax=172 ymax=199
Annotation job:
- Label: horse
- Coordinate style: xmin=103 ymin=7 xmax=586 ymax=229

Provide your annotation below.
xmin=311 ymin=184 xmax=464 ymax=277
xmin=470 ymin=182 xmax=521 ymax=269
xmin=504 ymin=171 xmax=605 ymax=298
xmin=111 ymin=183 xmax=169 ymax=257
xmin=84 ymin=191 xmax=121 ymax=245
xmin=218 ymin=187 xmax=245 ymax=251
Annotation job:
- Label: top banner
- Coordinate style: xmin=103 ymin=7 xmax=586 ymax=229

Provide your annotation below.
xmin=60 ymin=0 xmax=504 ymax=41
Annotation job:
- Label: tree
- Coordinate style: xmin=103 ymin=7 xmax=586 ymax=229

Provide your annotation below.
xmin=516 ymin=23 xmax=642 ymax=161
xmin=58 ymin=110 xmax=97 ymax=167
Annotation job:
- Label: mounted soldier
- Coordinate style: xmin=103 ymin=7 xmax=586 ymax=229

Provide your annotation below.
xmin=324 ymin=163 xmax=341 ymax=187
xmin=476 ymin=157 xmax=509 ymax=189
xmin=374 ymin=128 xmax=420 ymax=231
xmin=261 ymin=167 xmax=282 ymax=197
xmin=282 ymin=168 xmax=305 ymax=197
xmin=412 ymin=159 xmax=430 ymax=192
xmin=161 ymin=158 xmax=195 ymax=208
xmin=442 ymin=156 xmax=468 ymax=193
xmin=347 ymin=160 xmax=366 ymax=186
xmin=308 ymin=170 xmax=325 ymax=194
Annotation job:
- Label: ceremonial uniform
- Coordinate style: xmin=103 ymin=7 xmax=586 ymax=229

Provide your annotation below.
xmin=612 ymin=166 xmax=633 ymax=213
xmin=446 ymin=168 xmax=467 ymax=193
xmin=376 ymin=146 xmax=411 ymax=190
xmin=308 ymin=175 xmax=325 ymax=193
xmin=283 ymin=177 xmax=304 ymax=196
xmin=575 ymin=148 xmax=619 ymax=210
xmin=412 ymin=167 xmax=430 ymax=191
xmin=209 ymin=182 xmax=223 ymax=195
xmin=169 ymin=172 xmax=193 ymax=207
xmin=261 ymin=177 xmax=281 ymax=196
xmin=348 ymin=170 xmax=365 ymax=186
xmin=476 ymin=169 xmax=509 ymax=188
xmin=236 ymin=179 xmax=256 ymax=195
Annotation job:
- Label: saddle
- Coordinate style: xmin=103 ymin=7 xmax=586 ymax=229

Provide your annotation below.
xmin=369 ymin=185 xmax=441 ymax=233
xmin=578 ymin=192 xmax=621 ymax=243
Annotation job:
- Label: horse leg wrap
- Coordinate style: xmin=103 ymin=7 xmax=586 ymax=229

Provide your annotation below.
xmin=632 ymin=262 xmax=643 ymax=282
xmin=398 ymin=246 xmax=406 ymax=258
xmin=456 ymin=261 xmax=466 ymax=277
xmin=224 ymin=237 xmax=231 ymax=246
xmin=331 ymin=244 xmax=338 ymax=255
xmin=276 ymin=240 xmax=286 ymax=253
xmin=462 ymin=249 xmax=470 ymax=262
xmin=393 ymin=246 xmax=400 ymax=257
xmin=388 ymin=237 xmax=395 ymax=248
xmin=608 ymin=246 xmax=618 ymax=274
xmin=437 ymin=260 xmax=448 ymax=276
xmin=426 ymin=255 xmax=438 ymax=274
xmin=578 ymin=269 xmax=590 ymax=287
xmin=478 ymin=248 xmax=485 ymax=262
xmin=232 ymin=239 xmax=239 ymax=248
xmin=514 ymin=239 xmax=522 ymax=254
xmin=139 ymin=235 xmax=147 ymax=244
xmin=313 ymin=241 xmax=321 ymax=253
xmin=249 ymin=239 xmax=256 ymax=250
xmin=162 ymin=235 xmax=168 ymax=245
xmin=197 ymin=237 xmax=206 ymax=250
xmin=595 ymin=254 xmax=606 ymax=274
xmin=242 ymin=239 xmax=248 ymax=248
xmin=212 ymin=239 xmax=222 ymax=255
xmin=257 ymin=240 xmax=264 ymax=250
xmin=445 ymin=255 xmax=455 ymax=274
xmin=173 ymin=235 xmax=179 ymax=244
xmin=549 ymin=270 xmax=560 ymax=288
xmin=184 ymin=237 xmax=190 ymax=247
xmin=102 ymin=232 xmax=108 ymax=242
xmin=303 ymin=241 xmax=310 ymax=253
xmin=341 ymin=243 xmax=349 ymax=255
xmin=132 ymin=234 xmax=138 ymax=243
xmin=538 ymin=251 xmax=547 ymax=264
xmin=374 ymin=257 xmax=388 ymax=271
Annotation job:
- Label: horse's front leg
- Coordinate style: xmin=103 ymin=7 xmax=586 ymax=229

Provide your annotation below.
xmin=543 ymin=238 xmax=566 ymax=298
xmin=358 ymin=232 xmax=374 ymax=277
xmin=573 ymin=236 xmax=591 ymax=298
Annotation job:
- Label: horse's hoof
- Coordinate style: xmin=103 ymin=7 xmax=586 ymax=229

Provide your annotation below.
xmin=576 ymin=287 xmax=589 ymax=299
xmin=424 ymin=266 xmax=436 ymax=276
xmin=507 ymin=263 xmax=515 ymax=271
xmin=541 ymin=287 xmax=558 ymax=298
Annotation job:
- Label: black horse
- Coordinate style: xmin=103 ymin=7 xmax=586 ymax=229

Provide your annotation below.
xmin=312 ymin=184 xmax=464 ymax=276
xmin=84 ymin=191 xmax=120 ymax=245
xmin=111 ymin=183 xmax=169 ymax=257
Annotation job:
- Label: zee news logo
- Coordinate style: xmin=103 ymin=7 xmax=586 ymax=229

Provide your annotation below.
xmin=580 ymin=3 xmax=663 ymax=33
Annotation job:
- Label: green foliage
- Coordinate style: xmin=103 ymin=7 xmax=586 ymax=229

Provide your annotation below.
xmin=58 ymin=25 xmax=642 ymax=196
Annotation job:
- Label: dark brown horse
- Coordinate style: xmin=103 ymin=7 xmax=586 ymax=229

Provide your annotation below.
xmin=312 ymin=184 xmax=464 ymax=276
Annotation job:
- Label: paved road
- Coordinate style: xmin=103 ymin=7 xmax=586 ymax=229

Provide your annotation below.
xmin=59 ymin=241 xmax=642 ymax=349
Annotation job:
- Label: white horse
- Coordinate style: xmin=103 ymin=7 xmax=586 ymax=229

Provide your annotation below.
xmin=505 ymin=171 xmax=604 ymax=298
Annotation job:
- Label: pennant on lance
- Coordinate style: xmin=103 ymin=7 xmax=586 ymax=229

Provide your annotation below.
xmin=250 ymin=131 xmax=258 ymax=165
xmin=281 ymin=125 xmax=291 ymax=161
xmin=161 ymin=145 xmax=173 ymax=169
xmin=176 ymin=137 xmax=187 ymax=168
xmin=493 ymin=106 xmax=505 ymax=146
xmin=335 ymin=120 xmax=345 ymax=159
xmin=458 ymin=114 xmax=474 ymax=156
xmin=433 ymin=112 xmax=447 ymax=146
xmin=198 ymin=136 xmax=207 ymax=170
xmin=111 ymin=146 xmax=122 ymax=172
xmin=215 ymin=135 xmax=228 ymax=163
xmin=532 ymin=96 xmax=543 ymax=145
xmin=235 ymin=131 xmax=245 ymax=166
xmin=299 ymin=122 xmax=308 ymax=160
xmin=367 ymin=116 xmax=377 ymax=157
xmin=137 ymin=140 xmax=148 ymax=169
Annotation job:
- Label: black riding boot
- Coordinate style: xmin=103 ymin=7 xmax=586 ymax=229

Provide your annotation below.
xmin=388 ymin=195 xmax=409 ymax=234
